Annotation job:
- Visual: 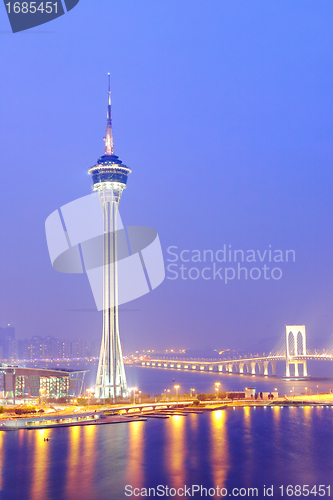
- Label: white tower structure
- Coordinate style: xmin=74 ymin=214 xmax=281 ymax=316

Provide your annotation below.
xmin=88 ymin=75 xmax=131 ymax=400
xmin=285 ymin=325 xmax=308 ymax=378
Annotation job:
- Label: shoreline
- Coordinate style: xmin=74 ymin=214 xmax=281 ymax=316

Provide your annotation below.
xmin=1 ymin=394 xmax=333 ymax=430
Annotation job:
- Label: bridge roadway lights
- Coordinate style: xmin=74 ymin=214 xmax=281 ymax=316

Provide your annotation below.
xmin=141 ymin=357 xmax=281 ymax=377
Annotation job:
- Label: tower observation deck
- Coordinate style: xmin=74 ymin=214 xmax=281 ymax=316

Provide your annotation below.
xmin=88 ymin=75 xmax=131 ymax=400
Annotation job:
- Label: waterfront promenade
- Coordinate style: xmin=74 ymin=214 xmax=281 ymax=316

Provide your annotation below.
xmin=1 ymin=392 xmax=333 ymax=431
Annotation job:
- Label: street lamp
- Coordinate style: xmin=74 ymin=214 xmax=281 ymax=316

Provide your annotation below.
xmin=87 ymin=389 xmax=93 ymax=411
xmin=215 ymin=382 xmax=220 ymax=400
xmin=317 ymin=385 xmax=319 ymax=395
xmin=130 ymin=387 xmax=138 ymax=405
xmin=191 ymin=388 xmax=195 ymax=397
xmin=305 ymin=387 xmax=308 ymax=395
xmin=174 ymin=385 xmax=180 ymax=400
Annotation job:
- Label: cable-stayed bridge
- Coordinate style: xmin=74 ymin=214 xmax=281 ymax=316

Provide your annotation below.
xmin=139 ymin=326 xmax=333 ymax=379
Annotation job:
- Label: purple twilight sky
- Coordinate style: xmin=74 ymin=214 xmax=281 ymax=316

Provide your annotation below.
xmin=1 ymin=0 xmax=333 ymax=354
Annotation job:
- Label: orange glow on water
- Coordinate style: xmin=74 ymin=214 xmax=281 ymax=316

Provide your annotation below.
xmin=18 ymin=429 xmax=24 ymax=445
xmin=0 ymin=432 xmax=3 ymax=491
xmin=126 ymin=421 xmax=145 ymax=488
xmin=242 ymin=406 xmax=255 ymax=485
xmin=187 ymin=414 xmax=200 ymax=471
xmin=30 ymin=429 xmax=50 ymax=500
xmin=272 ymin=405 xmax=281 ymax=424
xmin=303 ymin=405 xmax=312 ymax=421
xmin=210 ymin=410 xmax=229 ymax=490
xmin=80 ymin=425 xmax=97 ymax=493
xmin=167 ymin=415 xmax=185 ymax=488
xmin=243 ymin=406 xmax=251 ymax=426
xmin=65 ymin=426 xmax=82 ymax=498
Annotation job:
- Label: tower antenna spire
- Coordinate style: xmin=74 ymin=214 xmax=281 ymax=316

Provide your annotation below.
xmin=104 ymin=72 xmax=114 ymax=155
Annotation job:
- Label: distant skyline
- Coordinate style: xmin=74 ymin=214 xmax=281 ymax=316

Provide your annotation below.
xmin=1 ymin=1 xmax=333 ymax=354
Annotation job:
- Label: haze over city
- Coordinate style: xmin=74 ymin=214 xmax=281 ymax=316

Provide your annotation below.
xmin=1 ymin=1 xmax=333 ymax=355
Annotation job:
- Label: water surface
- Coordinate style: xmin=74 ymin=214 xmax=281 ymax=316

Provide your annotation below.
xmin=0 ymin=406 xmax=332 ymax=499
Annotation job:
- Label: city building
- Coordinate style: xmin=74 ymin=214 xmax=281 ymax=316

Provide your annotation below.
xmin=71 ymin=338 xmax=88 ymax=358
xmin=14 ymin=336 xmax=90 ymax=361
xmin=88 ymin=75 xmax=130 ymax=400
xmin=0 ymin=325 xmax=16 ymax=360
xmin=0 ymin=366 xmax=87 ymax=401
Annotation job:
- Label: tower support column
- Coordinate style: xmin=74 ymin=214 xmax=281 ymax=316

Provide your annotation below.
xmin=95 ymin=187 xmax=127 ymax=400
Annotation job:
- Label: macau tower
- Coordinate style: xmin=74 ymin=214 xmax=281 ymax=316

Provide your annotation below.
xmin=88 ymin=75 xmax=131 ymax=400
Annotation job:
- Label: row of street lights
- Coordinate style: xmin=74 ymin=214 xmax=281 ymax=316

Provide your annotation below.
xmin=163 ymin=386 xmax=198 ymax=400
xmin=290 ymin=386 xmax=319 ymax=398
xmin=42 ymin=381 xmax=326 ymax=411
xmin=162 ymin=383 xmax=223 ymax=401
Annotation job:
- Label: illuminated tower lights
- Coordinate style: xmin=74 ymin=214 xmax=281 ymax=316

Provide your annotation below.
xmin=88 ymin=75 xmax=131 ymax=400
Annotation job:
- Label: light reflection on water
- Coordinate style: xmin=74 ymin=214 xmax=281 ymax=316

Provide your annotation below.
xmin=242 ymin=405 xmax=254 ymax=485
xmin=210 ymin=410 xmax=229 ymax=491
xmin=0 ymin=408 xmax=332 ymax=499
xmin=125 ymin=421 xmax=145 ymax=489
xmin=30 ymin=429 xmax=49 ymax=500
xmin=166 ymin=415 xmax=185 ymax=489
xmin=80 ymin=425 xmax=96 ymax=494
xmin=65 ymin=426 xmax=81 ymax=499
xmin=0 ymin=431 xmax=3 ymax=491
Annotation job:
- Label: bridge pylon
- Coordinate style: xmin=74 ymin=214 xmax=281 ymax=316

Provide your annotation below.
xmin=285 ymin=325 xmax=308 ymax=378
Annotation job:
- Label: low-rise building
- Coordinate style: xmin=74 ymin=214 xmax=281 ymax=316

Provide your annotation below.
xmin=0 ymin=365 xmax=87 ymax=402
